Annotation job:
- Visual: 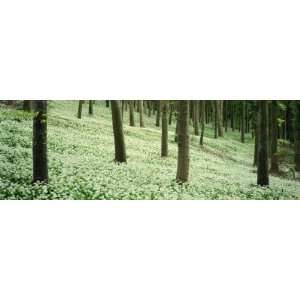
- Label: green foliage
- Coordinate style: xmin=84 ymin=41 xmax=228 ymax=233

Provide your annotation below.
xmin=0 ymin=101 xmax=300 ymax=200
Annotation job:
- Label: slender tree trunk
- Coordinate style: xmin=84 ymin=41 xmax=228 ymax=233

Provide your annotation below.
xmin=89 ymin=100 xmax=93 ymax=115
xmin=138 ymin=100 xmax=144 ymax=127
xmin=218 ymin=100 xmax=224 ymax=137
xmin=257 ymin=101 xmax=269 ymax=186
xmin=106 ymin=100 xmax=110 ymax=108
xmin=33 ymin=100 xmax=48 ymax=183
xmin=176 ymin=101 xmax=190 ymax=183
xmin=270 ymin=101 xmax=279 ymax=173
xmin=161 ymin=101 xmax=169 ymax=157
xmin=241 ymin=101 xmax=245 ymax=143
xmin=156 ymin=101 xmax=161 ymax=127
xmin=77 ymin=100 xmax=84 ymax=119
xmin=169 ymin=105 xmax=173 ymax=125
xmin=129 ymin=101 xmax=135 ymax=126
xmin=111 ymin=101 xmax=127 ymax=163
xmin=23 ymin=100 xmax=32 ymax=112
xmin=193 ymin=100 xmax=199 ymax=136
xmin=294 ymin=101 xmax=300 ymax=171
xmin=214 ymin=101 xmax=218 ymax=138
xmin=200 ymin=101 xmax=205 ymax=146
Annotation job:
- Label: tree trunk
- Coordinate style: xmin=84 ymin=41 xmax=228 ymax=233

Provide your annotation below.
xmin=156 ymin=101 xmax=161 ymax=127
xmin=294 ymin=101 xmax=300 ymax=171
xmin=270 ymin=101 xmax=279 ymax=173
xmin=200 ymin=101 xmax=205 ymax=146
xmin=23 ymin=100 xmax=32 ymax=112
xmin=161 ymin=101 xmax=169 ymax=157
xmin=111 ymin=101 xmax=127 ymax=163
xmin=214 ymin=101 xmax=218 ymax=138
xmin=218 ymin=100 xmax=224 ymax=137
xmin=129 ymin=101 xmax=135 ymax=126
xmin=257 ymin=101 xmax=269 ymax=186
xmin=241 ymin=101 xmax=245 ymax=143
xmin=138 ymin=100 xmax=144 ymax=127
xmin=89 ymin=100 xmax=93 ymax=115
xmin=106 ymin=100 xmax=110 ymax=108
xmin=193 ymin=100 xmax=199 ymax=136
xmin=33 ymin=100 xmax=48 ymax=183
xmin=176 ymin=101 xmax=190 ymax=183
xmin=77 ymin=100 xmax=84 ymax=119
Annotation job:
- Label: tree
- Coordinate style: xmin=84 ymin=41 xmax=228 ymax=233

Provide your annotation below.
xmin=156 ymin=101 xmax=161 ymax=127
xmin=294 ymin=101 xmax=300 ymax=172
xmin=217 ymin=101 xmax=224 ymax=137
xmin=89 ymin=100 xmax=93 ymax=115
xmin=129 ymin=101 xmax=135 ymax=126
xmin=161 ymin=101 xmax=169 ymax=157
xmin=77 ymin=100 xmax=84 ymax=119
xmin=270 ymin=101 xmax=279 ymax=173
xmin=257 ymin=101 xmax=269 ymax=186
xmin=138 ymin=100 xmax=145 ymax=127
xmin=241 ymin=101 xmax=245 ymax=143
xmin=200 ymin=101 xmax=205 ymax=146
xmin=23 ymin=100 xmax=32 ymax=112
xmin=193 ymin=100 xmax=199 ymax=136
xmin=176 ymin=101 xmax=190 ymax=183
xmin=33 ymin=100 xmax=48 ymax=183
xmin=111 ymin=100 xmax=127 ymax=163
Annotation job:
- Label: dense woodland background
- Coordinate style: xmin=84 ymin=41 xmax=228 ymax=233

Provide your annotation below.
xmin=0 ymin=100 xmax=300 ymax=200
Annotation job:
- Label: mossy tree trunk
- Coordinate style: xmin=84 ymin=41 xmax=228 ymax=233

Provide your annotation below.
xmin=257 ymin=101 xmax=269 ymax=186
xmin=176 ymin=101 xmax=190 ymax=183
xmin=77 ymin=100 xmax=84 ymax=119
xmin=294 ymin=101 xmax=300 ymax=171
xmin=33 ymin=100 xmax=48 ymax=183
xmin=161 ymin=101 xmax=169 ymax=157
xmin=111 ymin=100 xmax=127 ymax=163
xmin=270 ymin=100 xmax=279 ymax=173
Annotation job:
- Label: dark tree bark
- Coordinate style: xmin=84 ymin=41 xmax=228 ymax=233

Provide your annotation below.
xmin=270 ymin=101 xmax=279 ymax=173
xmin=129 ymin=101 xmax=135 ymax=126
xmin=193 ymin=100 xmax=199 ymax=136
xmin=77 ymin=100 xmax=84 ymax=119
xmin=106 ymin=100 xmax=110 ymax=108
xmin=294 ymin=101 xmax=300 ymax=171
xmin=111 ymin=100 xmax=127 ymax=163
xmin=161 ymin=101 xmax=169 ymax=157
xmin=176 ymin=101 xmax=190 ymax=183
xmin=168 ymin=105 xmax=173 ymax=125
xmin=241 ymin=101 xmax=245 ymax=143
xmin=214 ymin=101 xmax=218 ymax=138
xmin=89 ymin=100 xmax=93 ymax=115
xmin=218 ymin=100 xmax=224 ymax=137
xmin=33 ymin=100 xmax=48 ymax=183
xmin=200 ymin=101 xmax=205 ymax=146
xmin=138 ymin=100 xmax=144 ymax=127
xmin=23 ymin=100 xmax=32 ymax=112
xmin=257 ymin=101 xmax=269 ymax=186
xmin=156 ymin=101 xmax=161 ymax=127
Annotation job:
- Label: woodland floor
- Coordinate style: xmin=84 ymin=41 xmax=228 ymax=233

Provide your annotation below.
xmin=0 ymin=101 xmax=300 ymax=200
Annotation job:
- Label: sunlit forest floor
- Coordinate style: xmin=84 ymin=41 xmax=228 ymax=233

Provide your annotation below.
xmin=1 ymin=101 xmax=300 ymax=200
